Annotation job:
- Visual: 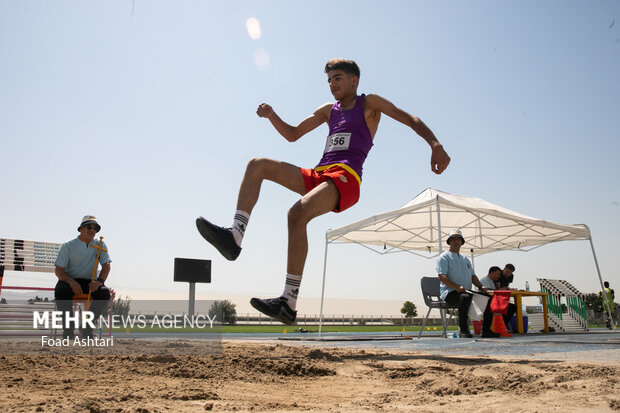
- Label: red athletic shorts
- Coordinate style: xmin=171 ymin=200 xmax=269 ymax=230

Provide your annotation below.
xmin=300 ymin=164 xmax=360 ymax=212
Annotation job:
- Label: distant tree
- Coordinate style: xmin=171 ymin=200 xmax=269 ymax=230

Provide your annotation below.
xmin=112 ymin=295 xmax=132 ymax=317
xmin=209 ymin=300 xmax=237 ymax=325
xmin=584 ymin=292 xmax=619 ymax=324
xmin=401 ymin=301 xmax=418 ymax=318
xmin=584 ymin=293 xmax=604 ymax=313
xmin=448 ymin=308 xmax=459 ymax=323
xmin=0 ymin=298 xmax=6 ymax=304
xmin=28 ymin=295 xmax=44 ymax=304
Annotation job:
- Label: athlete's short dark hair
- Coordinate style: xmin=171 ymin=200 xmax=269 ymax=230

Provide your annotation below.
xmin=505 ymin=263 xmax=515 ymax=272
xmin=325 ymin=58 xmax=360 ymax=78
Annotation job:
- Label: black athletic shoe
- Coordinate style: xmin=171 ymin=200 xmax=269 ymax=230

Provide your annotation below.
xmin=250 ymin=297 xmax=297 ymax=325
xmin=481 ymin=330 xmax=501 ymax=338
xmin=196 ymin=217 xmax=241 ymax=261
xmin=459 ymin=331 xmax=473 ymax=338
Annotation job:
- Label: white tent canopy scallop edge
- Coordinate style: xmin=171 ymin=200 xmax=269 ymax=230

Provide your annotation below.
xmin=326 ymin=188 xmax=591 ymax=257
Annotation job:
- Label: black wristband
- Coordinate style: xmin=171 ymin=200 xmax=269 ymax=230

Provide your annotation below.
xmin=96 ymin=278 xmax=105 ymax=285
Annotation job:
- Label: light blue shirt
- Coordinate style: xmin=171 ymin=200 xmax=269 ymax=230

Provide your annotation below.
xmin=479 ymin=275 xmax=497 ymax=290
xmin=436 ymin=251 xmax=474 ymax=300
xmin=55 ymin=237 xmax=111 ymax=280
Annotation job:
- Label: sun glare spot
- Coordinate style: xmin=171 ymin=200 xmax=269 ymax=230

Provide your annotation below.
xmin=253 ymin=48 xmax=271 ymax=71
xmin=246 ymin=17 xmax=262 ymax=40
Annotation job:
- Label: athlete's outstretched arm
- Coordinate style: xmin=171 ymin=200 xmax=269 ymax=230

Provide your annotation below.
xmin=365 ymin=94 xmax=451 ymax=174
xmin=257 ymin=103 xmax=331 ymax=142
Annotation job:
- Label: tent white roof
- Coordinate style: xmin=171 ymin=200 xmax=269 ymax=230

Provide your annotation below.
xmin=326 ymin=188 xmax=591 ymax=257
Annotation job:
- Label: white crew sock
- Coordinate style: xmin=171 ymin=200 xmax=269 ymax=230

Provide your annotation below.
xmin=231 ymin=210 xmax=250 ymax=247
xmin=281 ymin=273 xmax=302 ymax=310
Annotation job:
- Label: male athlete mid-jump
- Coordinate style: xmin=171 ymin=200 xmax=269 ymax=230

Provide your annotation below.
xmin=197 ymin=58 xmax=450 ymax=325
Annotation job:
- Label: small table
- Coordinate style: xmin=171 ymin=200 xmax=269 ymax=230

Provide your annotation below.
xmin=489 ymin=290 xmax=549 ymax=333
xmin=510 ymin=290 xmax=549 ymax=333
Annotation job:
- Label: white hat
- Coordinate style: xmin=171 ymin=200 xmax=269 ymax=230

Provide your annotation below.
xmin=77 ymin=215 xmax=101 ymax=232
xmin=446 ymin=229 xmax=465 ymax=245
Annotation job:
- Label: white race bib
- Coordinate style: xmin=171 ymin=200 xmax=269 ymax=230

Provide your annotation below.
xmin=324 ymin=133 xmax=351 ymax=153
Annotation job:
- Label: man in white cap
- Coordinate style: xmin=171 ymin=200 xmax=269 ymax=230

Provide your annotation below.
xmin=437 ymin=229 xmax=499 ymax=338
xmin=54 ymin=215 xmax=111 ymax=339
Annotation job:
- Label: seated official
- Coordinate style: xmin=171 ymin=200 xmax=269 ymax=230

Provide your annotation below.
xmin=479 ymin=265 xmax=518 ymax=331
xmin=498 ymin=263 xmax=515 ymax=289
xmin=54 ymin=215 xmax=111 ymax=339
xmin=437 ymin=230 xmax=500 ymax=338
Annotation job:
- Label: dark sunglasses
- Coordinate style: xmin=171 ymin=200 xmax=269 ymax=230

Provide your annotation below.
xmin=83 ymin=224 xmax=100 ymax=232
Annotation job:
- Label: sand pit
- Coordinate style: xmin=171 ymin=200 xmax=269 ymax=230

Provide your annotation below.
xmin=0 ymin=339 xmax=618 ymax=412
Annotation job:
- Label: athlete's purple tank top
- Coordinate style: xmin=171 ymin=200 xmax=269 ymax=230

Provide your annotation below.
xmin=315 ymin=94 xmax=373 ymax=182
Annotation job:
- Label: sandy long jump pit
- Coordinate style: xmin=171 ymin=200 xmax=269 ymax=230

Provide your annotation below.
xmin=0 ymin=338 xmax=618 ymax=412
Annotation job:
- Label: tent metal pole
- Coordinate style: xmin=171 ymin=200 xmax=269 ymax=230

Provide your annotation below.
xmin=436 ymin=197 xmax=443 ymax=254
xmin=470 ymin=249 xmax=475 ymax=272
xmin=477 ymin=213 xmax=483 ymax=250
xmin=589 ymin=235 xmax=615 ymax=331
xmin=318 ymin=232 xmax=330 ymax=338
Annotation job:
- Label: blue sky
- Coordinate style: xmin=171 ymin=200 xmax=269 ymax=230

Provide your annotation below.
xmin=1 ymin=1 xmax=618 ymax=315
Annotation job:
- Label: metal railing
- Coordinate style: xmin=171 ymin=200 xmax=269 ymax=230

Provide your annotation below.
xmin=538 ymin=278 xmax=588 ymax=331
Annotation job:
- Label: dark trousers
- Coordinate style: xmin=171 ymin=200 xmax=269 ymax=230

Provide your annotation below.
xmin=444 ymin=290 xmax=493 ymax=333
xmin=504 ymin=303 xmax=518 ymax=328
xmin=55 ymin=279 xmax=111 ymax=332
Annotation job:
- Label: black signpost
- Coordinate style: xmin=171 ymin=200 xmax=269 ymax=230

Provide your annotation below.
xmin=173 ymin=258 xmax=211 ymax=316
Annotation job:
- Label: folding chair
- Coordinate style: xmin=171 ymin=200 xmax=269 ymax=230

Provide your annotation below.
xmin=72 ymin=293 xmax=104 ymax=338
xmin=418 ymin=276 xmax=457 ymax=338
xmin=72 ymin=293 xmax=92 ymax=311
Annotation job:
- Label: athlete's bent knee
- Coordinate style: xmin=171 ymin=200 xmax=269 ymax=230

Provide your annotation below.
xmin=246 ymin=157 xmax=266 ymax=173
xmin=288 ymin=204 xmax=309 ymax=227
xmin=245 ymin=157 xmax=274 ymax=180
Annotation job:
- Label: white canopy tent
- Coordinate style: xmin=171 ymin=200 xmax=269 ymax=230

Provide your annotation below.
xmin=318 ymin=188 xmax=612 ymax=333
